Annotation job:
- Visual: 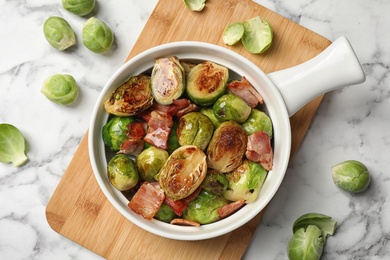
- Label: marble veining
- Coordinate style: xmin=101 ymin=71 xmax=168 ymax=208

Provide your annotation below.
xmin=0 ymin=0 xmax=389 ymax=259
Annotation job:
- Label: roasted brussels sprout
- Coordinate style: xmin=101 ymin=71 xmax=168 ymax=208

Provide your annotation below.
xmin=157 ymin=145 xmax=207 ymax=200
xmin=136 ymin=146 xmax=169 ymax=181
xmin=200 ymin=107 xmax=221 ymax=129
xmin=223 ymin=159 xmax=267 ymax=203
xmin=201 ymin=170 xmax=228 ymax=195
xmin=107 ymin=154 xmax=139 ymax=191
xmin=104 ymin=74 xmax=153 ymax=116
xmin=154 ymin=203 xmax=176 ymax=223
xmin=242 ymin=109 xmax=273 ymax=137
xmin=213 ymin=94 xmax=251 ymax=123
xmin=331 ymin=160 xmax=370 ymax=193
xmin=150 ymin=56 xmax=185 ymax=105
xmin=167 ymin=120 xmax=181 ymax=154
xmin=186 ymin=61 xmax=228 ymax=106
xmin=102 ymin=116 xmax=134 ymax=152
xmin=41 ymin=74 xmax=79 ymax=105
xmin=207 ymin=121 xmax=247 ymax=173
xmin=43 ymin=17 xmax=76 ymax=51
xmin=62 ymin=0 xmax=95 ymax=16
xmin=182 ymin=190 xmax=228 ymax=224
xmin=82 ymin=17 xmax=114 ymax=54
xmin=177 ymin=112 xmax=214 ymax=151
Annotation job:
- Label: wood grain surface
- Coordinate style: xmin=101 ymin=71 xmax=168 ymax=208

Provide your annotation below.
xmin=46 ymin=0 xmax=331 ymax=259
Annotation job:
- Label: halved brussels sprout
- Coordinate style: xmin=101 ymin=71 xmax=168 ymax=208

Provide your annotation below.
xmin=150 ymin=56 xmax=185 ymax=105
xmin=177 ymin=112 xmax=214 ymax=151
xmin=157 ymin=145 xmax=207 ymax=200
xmin=201 ymin=170 xmax=228 ymax=195
xmin=182 ymin=190 xmax=228 ymax=224
xmin=242 ymin=109 xmax=273 ymax=137
xmin=213 ymin=93 xmax=251 ymax=123
xmin=223 ymin=22 xmax=244 ymax=46
xmin=104 ymin=74 xmax=153 ymax=116
xmin=167 ymin=120 xmax=181 ymax=154
xmin=200 ymin=107 xmax=221 ymax=129
xmin=183 ymin=0 xmax=206 ymax=12
xmin=102 ymin=116 xmax=134 ymax=152
xmin=107 ymin=154 xmax=139 ymax=191
xmin=242 ymin=16 xmax=273 ymax=54
xmin=207 ymin=121 xmax=247 ymax=173
xmin=223 ymin=159 xmax=267 ymax=203
xmin=186 ymin=61 xmax=228 ymax=106
xmin=136 ymin=146 xmax=169 ymax=181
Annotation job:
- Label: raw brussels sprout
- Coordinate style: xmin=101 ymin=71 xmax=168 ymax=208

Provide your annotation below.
xmin=186 ymin=61 xmax=228 ymax=106
xmin=331 ymin=160 xmax=370 ymax=193
xmin=177 ymin=112 xmax=214 ymax=151
xmin=288 ymin=225 xmax=324 ymax=260
xmin=62 ymin=0 xmax=95 ymax=16
xmin=150 ymin=56 xmax=186 ymax=105
xmin=242 ymin=16 xmax=273 ymax=54
xmin=107 ymin=154 xmax=139 ymax=191
xmin=136 ymin=146 xmax=169 ymax=181
xmin=242 ymin=109 xmax=273 ymax=137
xmin=223 ymin=22 xmax=244 ymax=46
xmin=200 ymin=107 xmax=221 ymax=128
xmin=154 ymin=203 xmax=176 ymax=223
xmin=207 ymin=121 xmax=247 ymax=173
xmin=41 ymin=74 xmax=79 ymax=105
xmin=104 ymin=74 xmax=153 ymax=116
xmin=292 ymin=213 xmax=337 ymax=243
xmin=213 ymin=94 xmax=251 ymax=123
xmin=183 ymin=0 xmax=206 ymax=12
xmin=223 ymin=159 xmax=267 ymax=203
xmin=201 ymin=170 xmax=228 ymax=195
xmin=0 ymin=124 xmax=28 ymax=167
xmin=102 ymin=116 xmax=134 ymax=152
xmin=182 ymin=190 xmax=228 ymax=224
xmin=82 ymin=17 xmax=114 ymax=54
xmin=43 ymin=16 xmax=76 ymax=51
xmin=157 ymin=145 xmax=207 ymax=200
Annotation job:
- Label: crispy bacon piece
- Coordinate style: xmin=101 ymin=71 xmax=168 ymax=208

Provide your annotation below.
xmin=170 ymin=218 xmax=200 ymax=227
xmin=144 ymin=111 xmax=173 ymax=149
xmin=217 ymin=200 xmax=246 ymax=219
xmin=164 ymin=186 xmax=202 ymax=216
xmin=258 ymin=148 xmax=273 ymax=171
xmin=227 ymin=76 xmax=263 ymax=108
xmin=128 ymin=182 xmax=165 ymax=220
xmin=126 ymin=121 xmax=147 ymax=139
xmin=246 ymin=131 xmax=273 ymax=170
xmin=176 ymin=103 xmax=199 ymax=118
xmin=118 ymin=139 xmax=144 ymax=156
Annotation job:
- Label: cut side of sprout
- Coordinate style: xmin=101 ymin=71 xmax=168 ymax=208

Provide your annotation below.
xmin=183 ymin=0 xmax=206 ymax=11
xmin=242 ymin=16 xmax=273 ymax=54
xmin=223 ymin=22 xmax=245 ymax=46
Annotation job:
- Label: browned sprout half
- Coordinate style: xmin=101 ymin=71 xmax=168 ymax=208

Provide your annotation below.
xmin=150 ymin=56 xmax=186 ymax=105
xmin=186 ymin=61 xmax=229 ymax=106
xmin=207 ymin=121 xmax=247 ymax=173
xmin=104 ymin=74 xmax=153 ymax=116
xmin=156 ymin=145 xmax=207 ymax=200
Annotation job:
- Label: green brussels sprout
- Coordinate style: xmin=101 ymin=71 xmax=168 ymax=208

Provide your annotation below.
xmin=242 ymin=16 xmax=273 ymax=54
xmin=104 ymin=74 xmax=153 ymax=116
xmin=201 ymin=170 xmax=228 ymax=195
xmin=213 ymin=94 xmax=251 ymax=123
xmin=62 ymin=0 xmax=96 ymax=16
xmin=200 ymin=107 xmax=221 ymax=129
xmin=167 ymin=120 xmax=181 ymax=154
xmin=182 ymin=190 xmax=228 ymax=224
xmin=223 ymin=22 xmax=244 ymax=46
xmin=102 ymin=116 xmax=134 ymax=152
xmin=183 ymin=0 xmax=206 ymax=12
xmin=0 ymin=124 xmax=28 ymax=167
xmin=154 ymin=203 xmax=176 ymax=223
xmin=331 ymin=160 xmax=370 ymax=193
xmin=157 ymin=145 xmax=207 ymax=200
xmin=186 ymin=61 xmax=228 ymax=106
xmin=288 ymin=225 xmax=324 ymax=260
xmin=136 ymin=146 xmax=169 ymax=181
xmin=292 ymin=213 xmax=337 ymax=243
xmin=150 ymin=56 xmax=186 ymax=105
xmin=207 ymin=121 xmax=247 ymax=173
xmin=242 ymin=109 xmax=273 ymax=137
xmin=43 ymin=16 xmax=76 ymax=51
xmin=82 ymin=17 xmax=114 ymax=54
xmin=223 ymin=159 xmax=267 ymax=203
xmin=107 ymin=154 xmax=139 ymax=191
xmin=41 ymin=74 xmax=79 ymax=105
xmin=177 ymin=112 xmax=214 ymax=151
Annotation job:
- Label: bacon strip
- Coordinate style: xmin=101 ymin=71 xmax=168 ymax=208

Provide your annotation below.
xmin=144 ymin=111 xmax=173 ymax=149
xmin=164 ymin=186 xmax=202 ymax=216
xmin=128 ymin=182 xmax=165 ymax=220
xmin=246 ymin=131 xmax=273 ymax=170
xmin=227 ymin=76 xmax=263 ymax=108
xmin=217 ymin=200 xmax=246 ymax=219
xmin=170 ymin=218 xmax=200 ymax=227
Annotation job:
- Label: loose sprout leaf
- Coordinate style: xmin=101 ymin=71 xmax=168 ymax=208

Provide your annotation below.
xmin=292 ymin=213 xmax=337 ymax=244
xmin=242 ymin=16 xmax=273 ymax=54
xmin=0 ymin=124 xmax=28 ymax=167
xmin=223 ymin=22 xmax=244 ymax=45
xmin=183 ymin=0 xmax=206 ymax=11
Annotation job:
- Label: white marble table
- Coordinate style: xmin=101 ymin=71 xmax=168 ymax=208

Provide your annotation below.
xmin=1 ymin=0 xmax=389 ymax=259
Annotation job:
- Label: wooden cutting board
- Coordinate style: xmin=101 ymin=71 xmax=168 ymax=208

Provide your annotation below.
xmin=46 ymin=0 xmax=331 ymax=259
